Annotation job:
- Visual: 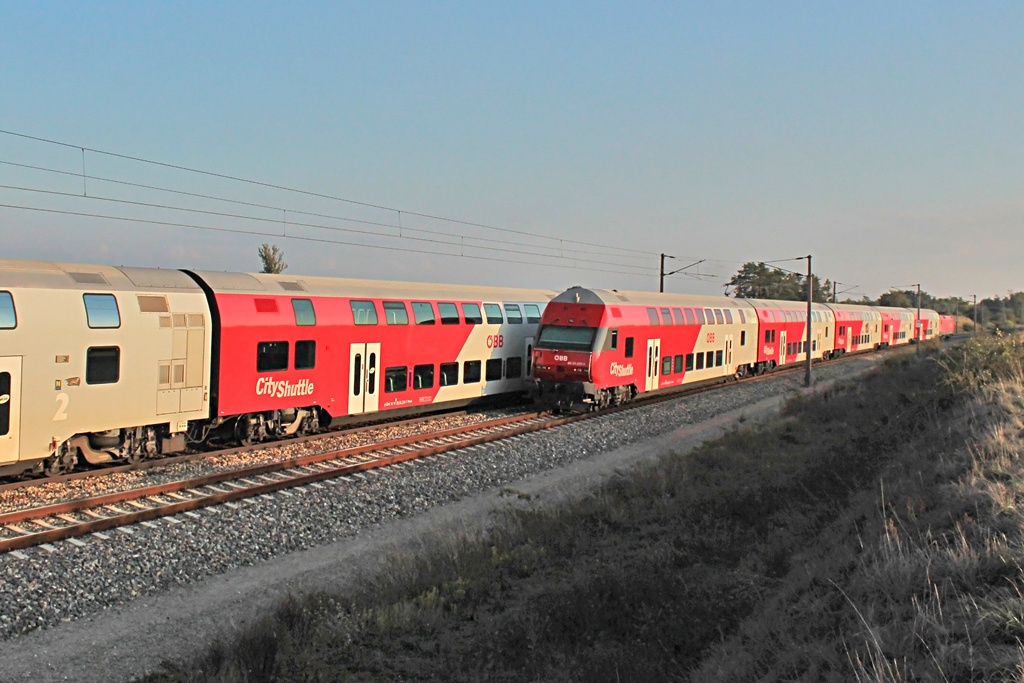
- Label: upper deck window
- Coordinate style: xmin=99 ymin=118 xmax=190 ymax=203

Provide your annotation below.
xmin=383 ymin=301 xmax=410 ymax=325
xmin=84 ymin=294 xmax=120 ymax=329
xmin=438 ymin=303 xmax=460 ymax=325
xmin=350 ymin=300 xmax=378 ymax=325
xmin=484 ymin=304 xmax=504 ymax=324
xmin=535 ymin=325 xmax=597 ymax=351
xmin=412 ymin=302 xmax=435 ymax=325
xmin=0 ymin=292 xmax=15 ymax=329
xmin=524 ymin=304 xmax=542 ymax=324
xmin=660 ymin=308 xmax=673 ymax=325
xmin=461 ymin=303 xmax=483 ymax=325
xmin=647 ymin=308 xmax=660 ymax=325
xmin=504 ymin=304 xmax=524 ymax=324
xmin=292 ymin=299 xmax=316 ymax=326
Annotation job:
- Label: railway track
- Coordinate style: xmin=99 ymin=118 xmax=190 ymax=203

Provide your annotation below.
xmin=0 ymin=343 xmax=924 ymax=555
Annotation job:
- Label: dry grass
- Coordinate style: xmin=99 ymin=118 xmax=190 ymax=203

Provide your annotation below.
xmin=141 ymin=338 xmax=1024 ymax=682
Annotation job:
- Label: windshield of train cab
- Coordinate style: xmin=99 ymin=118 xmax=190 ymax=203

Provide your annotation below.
xmin=535 ymin=325 xmax=597 ymax=351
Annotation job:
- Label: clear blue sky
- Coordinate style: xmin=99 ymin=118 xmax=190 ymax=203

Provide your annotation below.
xmin=1 ymin=2 xmax=1021 ymax=300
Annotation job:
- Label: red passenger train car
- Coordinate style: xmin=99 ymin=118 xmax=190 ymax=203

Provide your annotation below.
xmin=533 ymin=286 xmax=945 ymax=411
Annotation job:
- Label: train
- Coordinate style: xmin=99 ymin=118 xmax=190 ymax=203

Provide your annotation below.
xmin=0 ymin=259 xmax=554 ymax=478
xmin=532 ymin=286 xmax=947 ymax=410
xmin=0 ymin=257 xmax=956 ymax=478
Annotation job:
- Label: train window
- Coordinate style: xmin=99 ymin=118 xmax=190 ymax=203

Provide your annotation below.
xmin=724 ymin=310 xmax=734 ymax=324
xmin=84 ymin=294 xmax=120 ymax=329
xmin=504 ymin=304 xmax=524 ymax=324
xmin=647 ymin=308 xmax=660 ymax=325
xmin=714 ymin=309 xmax=725 ymax=325
xmin=413 ymin=364 xmax=434 ymax=389
xmin=438 ymin=303 xmax=460 ymax=325
xmin=672 ymin=308 xmax=684 ymax=325
xmin=484 ymin=304 xmax=504 ymax=324
xmin=705 ymin=351 xmax=714 ymax=368
xmin=695 ymin=353 xmax=705 ymax=370
xmin=610 ymin=329 xmax=618 ymax=350
xmin=463 ymin=360 xmax=482 ymax=384
xmin=295 ymin=341 xmax=316 ymax=370
xmin=625 ymin=337 xmax=634 ymax=358
xmin=660 ymin=308 xmax=672 ymax=325
xmin=506 ymin=357 xmax=523 ymax=378
xmin=704 ymin=309 xmax=715 ymax=325
xmin=685 ymin=354 xmax=694 ymax=371
xmin=352 ymin=354 xmax=362 ymax=396
xmin=440 ymin=362 xmax=459 ymax=386
xmin=536 ymin=325 xmax=596 ymax=351
xmin=0 ymin=372 xmax=10 ymax=436
xmin=462 ymin=303 xmax=483 ymax=325
xmin=383 ymin=301 xmax=410 ymax=325
xmin=524 ymin=304 xmax=541 ymax=324
xmin=486 ymin=358 xmax=503 ymax=381
xmin=765 ymin=330 xmax=771 ymax=344
xmin=257 ymin=341 xmax=289 ymax=372
xmin=694 ymin=309 xmax=706 ymax=325
xmin=350 ymin=301 xmax=378 ymax=326
xmin=367 ymin=352 xmax=377 ymax=394
xmin=0 ymin=292 xmax=16 ymax=329
xmin=825 ymin=327 xmax=829 ymax=337
xmin=86 ymin=346 xmax=120 ymax=384
xmin=741 ymin=331 xmax=746 ymax=346
xmin=411 ymin=302 xmax=436 ymax=325
xmin=292 ymin=299 xmax=316 ymax=326
xmin=738 ymin=309 xmax=746 ymax=324
xmin=384 ymin=367 xmax=408 ymax=393
xmin=716 ymin=350 xmax=723 ymax=366
xmin=661 ymin=356 xmax=672 ymax=375
xmin=674 ymin=355 xmax=684 ymax=373
xmin=684 ymin=308 xmax=696 ymax=325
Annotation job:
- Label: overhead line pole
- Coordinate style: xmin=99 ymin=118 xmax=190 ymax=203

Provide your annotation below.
xmin=804 ymin=255 xmax=813 ymax=388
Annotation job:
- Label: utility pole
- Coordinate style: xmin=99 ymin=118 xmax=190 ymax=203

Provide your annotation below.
xmin=973 ymin=294 xmax=978 ymax=335
xmin=803 ymin=255 xmax=812 ymax=388
xmin=915 ymin=283 xmax=921 ymax=354
xmin=659 ymin=255 xmax=705 ymax=293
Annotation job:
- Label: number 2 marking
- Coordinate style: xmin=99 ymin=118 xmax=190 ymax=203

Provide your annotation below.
xmin=54 ymin=393 xmax=69 ymax=421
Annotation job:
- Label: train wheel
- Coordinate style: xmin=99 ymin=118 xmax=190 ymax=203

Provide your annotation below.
xmin=45 ymin=444 xmax=77 ymax=477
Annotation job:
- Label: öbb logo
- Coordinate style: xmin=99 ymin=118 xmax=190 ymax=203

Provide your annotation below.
xmin=256 ymin=377 xmax=315 ymax=398
xmin=486 ymin=334 xmax=504 ymax=349
xmin=554 ymin=354 xmax=569 ymax=362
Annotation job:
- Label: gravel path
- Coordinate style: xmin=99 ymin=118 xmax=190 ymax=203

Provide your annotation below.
xmin=0 ymin=358 xmax=880 ymax=682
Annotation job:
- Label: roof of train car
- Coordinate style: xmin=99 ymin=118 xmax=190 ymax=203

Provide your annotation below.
xmin=0 ymin=259 xmax=202 ymax=291
xmin=188 ymin=270 xmax=558 ymax=302
xmin=550 ymin=286 xmax=754 ymax=309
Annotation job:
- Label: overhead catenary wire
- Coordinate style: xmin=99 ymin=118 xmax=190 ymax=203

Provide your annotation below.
xmin=0 ymin=129 xmax=654 ymax=257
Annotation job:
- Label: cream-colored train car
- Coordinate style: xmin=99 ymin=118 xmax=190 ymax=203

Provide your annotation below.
xmin=0 ymin=260 xmax=212 ymax=477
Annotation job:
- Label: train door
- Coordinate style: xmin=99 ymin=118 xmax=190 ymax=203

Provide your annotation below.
xmin=0 ymin=357 xmax=22 ymax=465
xmin=725 ymin=336 xmax=733 ymax=375
xmin=779 ymin=331 xmax=787 ymax=366
xmin=646 ymin=338 xmax=660 ymax=391
xmin=347 ymin=343 xmax=380 ymax=415
xmin=524 ymin=337 xmax=534 ymax=378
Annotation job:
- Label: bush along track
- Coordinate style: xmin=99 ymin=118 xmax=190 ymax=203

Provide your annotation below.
xmin=142 ymin=339 xmax=1024 ymax=682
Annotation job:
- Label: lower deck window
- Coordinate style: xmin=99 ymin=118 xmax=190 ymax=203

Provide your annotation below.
xmin=440 ymin=362 xmax=459 ymax=386
xmin=257 ymin=341 xmax=289 ymax=372
xmin=485 ymin=358 xmax=503 ymax=381
xmin=295 ymin=340 xmax=316 ymax=370
xmin=695 ymin=353 xmax=704 ymax=370
xmin=385 ymin=367 xmax=407 ymax=393
xmin=662 ymin=356 xmax=672 ymax=375
xmin=674 ymin=355 xmax=684 ymax=373
xmin=463 ymin=360 xmax=482 ymax=384
xmin=505 ymin=357 xmax=523 ymax=378
xmin=413 ymin=364 xmax=434 ymax=389
xmin=705 ymin=351 xmax=714 ymax=368
xmin=715 ymin=350 xmax=723 ymax=366
xmin=86 ymin=346 xmax=120 ymax=384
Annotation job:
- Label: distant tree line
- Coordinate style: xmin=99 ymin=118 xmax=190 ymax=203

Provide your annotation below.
xmin=726 ymin=262 xmax=1020 ymax=332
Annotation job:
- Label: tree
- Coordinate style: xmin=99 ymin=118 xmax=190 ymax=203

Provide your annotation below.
xmin=726 ymin=262 xmax=829 ymax=302
xmin=258 ymin=244 xmax=287 ymax=274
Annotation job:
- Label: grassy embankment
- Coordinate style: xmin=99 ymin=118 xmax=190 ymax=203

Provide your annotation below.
xmin=143 ymin=336 xmax=1024 ymax=682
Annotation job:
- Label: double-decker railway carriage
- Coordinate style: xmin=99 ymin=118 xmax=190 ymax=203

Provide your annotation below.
xmin=743 ymin=299 xmax=835 ymax=371
xmin=533 ymin=287 xmax=760 ymax=409
xmin=830 ymin=304 xmax=883 ymax=354
xmin=190 ymin=270 xmax=554 ymax=444
xmin=0 ymin=260 xmax=213 ymax=477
